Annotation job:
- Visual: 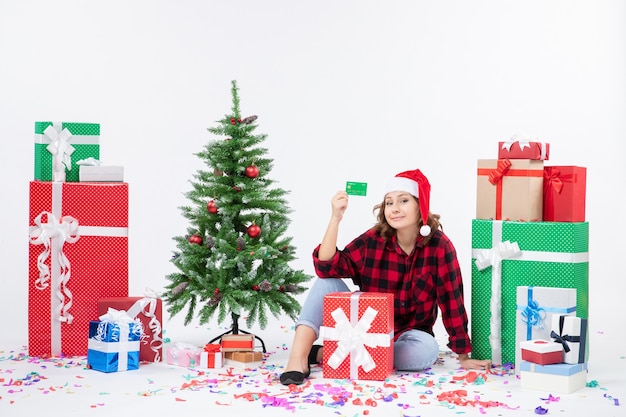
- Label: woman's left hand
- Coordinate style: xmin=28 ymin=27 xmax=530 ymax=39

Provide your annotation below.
xmin=457 ymin=354 xmax=492 ymax=371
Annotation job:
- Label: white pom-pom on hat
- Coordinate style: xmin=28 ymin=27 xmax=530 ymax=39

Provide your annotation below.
xmin=384 ymin=169 xmax=431 ymax=236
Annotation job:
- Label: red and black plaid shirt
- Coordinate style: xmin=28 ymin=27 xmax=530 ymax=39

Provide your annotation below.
xmin=313 ymin=227 xmax=471 ymax=354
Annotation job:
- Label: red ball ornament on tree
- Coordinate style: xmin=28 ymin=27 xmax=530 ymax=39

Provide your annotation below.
xmin=247 ymin=224 xmax=261 ymax=238
xmin=252 ymin=285 xmax=260 ymax=291
xmin=207 ymin=200 xmax=218 ymax=214
xmin=245 ymin=164 xmax=260 ymax=179
xmin=189 ymin=234 xmax=203 ymax=245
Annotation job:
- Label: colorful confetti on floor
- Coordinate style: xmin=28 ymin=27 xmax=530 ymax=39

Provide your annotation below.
xmin=1 ymin=343 xmax=623 ymax=417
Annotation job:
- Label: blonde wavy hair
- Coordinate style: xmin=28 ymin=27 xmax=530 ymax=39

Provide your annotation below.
xmin=372 ymin=196 xmax=441 ymax=245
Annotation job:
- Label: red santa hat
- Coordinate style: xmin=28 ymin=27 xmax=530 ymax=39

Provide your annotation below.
xmin=384 ymin=169 xmax=431 ymax=236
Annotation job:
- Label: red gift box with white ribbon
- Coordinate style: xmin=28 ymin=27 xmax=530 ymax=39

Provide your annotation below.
xmin=320 ymin=292 xmax=394 ymax=380
xmin=97 ymin=294 xmax=163 ymax=362
xmin=28 ymin=181 xmax=129 ymax=357
xmin=520 ymin=339 xmax=563 ymax=365
xmin=498 ymin=139 xmax=550 ymax=160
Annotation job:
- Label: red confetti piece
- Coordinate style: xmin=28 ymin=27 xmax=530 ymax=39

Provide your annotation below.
xmin=437 ymin=389 xmax=509 ymax=409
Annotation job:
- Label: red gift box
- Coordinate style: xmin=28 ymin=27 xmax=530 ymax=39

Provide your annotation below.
xmin=498 ymin=140 xmax=550 ymax=160
xmin=97 ymin=296 xmax=163 ymax=362
xmin=521 ymin=340 xmax=563 ymax=365
xmin=28 ymin=181 xmax=129 ymax=357
xmin=320 ymin=292 xmax=394 ymax=380
xmin=220 ymin=334 xmax=255 ymax=352
xmin=543 ymin=166 xmax=587 ymax=222
xmin=476 ymin=159 xmax=544 ymax=221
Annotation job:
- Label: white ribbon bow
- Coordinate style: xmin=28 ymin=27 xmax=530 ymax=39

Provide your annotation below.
xmin=76 ymin=157 xmax=101 ymax=166
xmin=321 ymin=306 xmax=390 ymax=374
xmin=29 ymin=211 xmax=80 ymax=324
xmin=474 ymin=238 xmax=521 ymax=366
xmin=474 ymin=240 xmax=522 ymax=271
xmin=99 ymin=307 xmax=136 ymax=325
xmin=44 ymin=124 xmax=75 ymax=182
xmin=501 ymin=133 xmax=540 ymax=152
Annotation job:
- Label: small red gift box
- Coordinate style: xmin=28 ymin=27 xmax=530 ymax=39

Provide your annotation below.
xmin=28 ymin=181 xmax=129 ymax=357
xmin=97 ymin=295 xmax=163 ymax=362
xmin=520 ymin=340 xmax=563 ymax=365
xmin=498 ymin=139 xmax=550 ymax=160
xmin=320 ymin=292 xmax=394 ymax=380
xmin=543 ymin=166 xmax=587 ymax=222
xmin=476 ymin=159 xmax=544 ymax=221
xmin=220 ymin=334 xmax=255 ymax=352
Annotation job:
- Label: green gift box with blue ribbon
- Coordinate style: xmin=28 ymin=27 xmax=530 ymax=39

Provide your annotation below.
xmin=470 ymin=220 xmax=589 ymax=366
xmin=34 ymin=121 xmax=100 ymax=182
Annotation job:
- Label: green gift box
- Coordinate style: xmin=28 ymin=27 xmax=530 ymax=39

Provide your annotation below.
xmin=34 ymin=121 xmax=100 ymax=182
xmin=470 ymin=219 xmax=588 ymax=365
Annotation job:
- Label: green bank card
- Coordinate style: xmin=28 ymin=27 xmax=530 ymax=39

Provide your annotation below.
xmin=346 ymin=181 xmax=367 ymax=196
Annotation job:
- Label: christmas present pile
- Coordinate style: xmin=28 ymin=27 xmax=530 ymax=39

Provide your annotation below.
xmin=518 ymin=313 xmax=589 ymax=393
xmin=221 ymin=334 xmax=262 ymax=368
xmin=470 ymin=134 xmax=589 ymax=392
xmin=165 ymin=334 xmax=266 ymax=370
xmin=27 ymin=121 xmax=163 ymax=366
xmin=319 ymin=292 xmax=394 ymax=381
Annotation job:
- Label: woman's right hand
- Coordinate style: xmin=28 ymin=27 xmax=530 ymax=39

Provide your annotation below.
xmin=330 ymin=191 xmax=349 ymax=222
xmin=318 ymin=191 xmax=348 ymax=261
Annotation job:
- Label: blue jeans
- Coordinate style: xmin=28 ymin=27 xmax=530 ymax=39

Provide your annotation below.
xmin=296 ymin=278 xmax=440 ymax=371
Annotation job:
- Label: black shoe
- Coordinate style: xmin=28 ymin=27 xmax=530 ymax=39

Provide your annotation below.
xmin=308 ymin=344 xmax=323 ymax=365
xmin=279 ymin=365 xmax=311 ymax=386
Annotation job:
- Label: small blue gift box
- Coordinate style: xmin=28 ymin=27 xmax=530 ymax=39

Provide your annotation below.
xmin=87 ymin=315 xmax=142 ymax=373
xmin=519 ymin=360 xmax=588 ymax=393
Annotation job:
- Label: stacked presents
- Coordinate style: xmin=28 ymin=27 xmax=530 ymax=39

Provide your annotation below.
xmin=470 ymin=135 xmax=589 ymax=393
xmin=165 ymin=334 xmax=263 ymax=370
xmin=28 ymin=121 xmax=162 ymax=372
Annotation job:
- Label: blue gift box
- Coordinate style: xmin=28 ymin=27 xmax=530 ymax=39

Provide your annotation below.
xmin=519 ymin=360 xmax=588 ymax=393
xmin=87 ymin=320 xmax=142 ymax=373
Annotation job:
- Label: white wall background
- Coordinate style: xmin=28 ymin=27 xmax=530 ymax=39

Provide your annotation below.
xmin=1 ymin=1 xmax=624 ymax=346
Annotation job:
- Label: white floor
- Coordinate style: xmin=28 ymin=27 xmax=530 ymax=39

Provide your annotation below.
xmin=1 ymin=315 xmax=624 ymax=417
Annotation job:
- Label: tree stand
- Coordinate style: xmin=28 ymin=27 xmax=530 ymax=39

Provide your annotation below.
xmin=208 ymin=311 xmax=267 ymax=353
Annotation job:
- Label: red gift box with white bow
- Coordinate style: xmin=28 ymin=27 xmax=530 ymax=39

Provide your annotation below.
xmin=320 ymin=292 xmax=394 ymax=380
xmin=97 ymin=295 xmax=163 ymax=362
xmin=28 ymin=181 xmax=129 ymax=357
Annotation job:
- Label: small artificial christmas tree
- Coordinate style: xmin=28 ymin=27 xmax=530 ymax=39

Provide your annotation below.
xmin=164 ymin=81 xmax=311 ymax=341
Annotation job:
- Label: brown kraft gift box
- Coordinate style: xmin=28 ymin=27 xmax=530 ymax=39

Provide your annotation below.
xmin=476 ymin=159 xmax=544 ymax=221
